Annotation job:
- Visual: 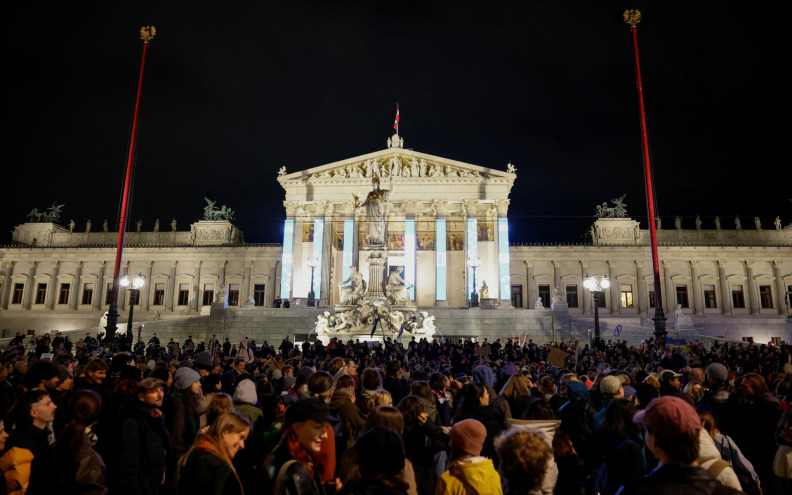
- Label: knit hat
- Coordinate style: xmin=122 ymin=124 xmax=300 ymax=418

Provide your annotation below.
xmin=354 ymin=427 xmax=406 ymax=475
xmin=138 ymin=377 xmax=165 ymax=392
xmin=284 ymin=398 xmax=330 ymax=428
xmin=706 ymin=363 xmax=728 ymax=383
xmin=633 ymin=396 xmax=702 ymax=439
xmin=501 ymin=363 xmax=519 ymax=377
xmin=233 ymin=378 xmax=258 ymax=406
xmin=472 ymin=365 xmax=495 ymax=388
xmin=600 ymin=375 xmax=622 ymax=396
xmin=450 ymin=419 xmax=487 ymax=457
xmin=194 ymin=351 xmax=213 ymax=370
xmin=173 ymin=367 xmax=201 ymax=390
xmin=295 ymin=366 xmax=315 ymax=384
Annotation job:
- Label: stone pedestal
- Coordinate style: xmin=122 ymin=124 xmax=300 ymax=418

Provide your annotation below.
xmin=191 ymin=221 xmax=243 ymax=245
xmin=364 ymin=247 xmax=387 ymax=299
xmin=674 ymin=320 xmax=695 ymax=331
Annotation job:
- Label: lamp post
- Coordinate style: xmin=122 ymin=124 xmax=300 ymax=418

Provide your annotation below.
xmin=120 ymin=272 xmax=145 ymax=344
xmin=306 ymin=257 xmax=319 ymax=307
xmin=467 ymin=256 xmax=481 ymax=308
xmin=584 ymin=274 xmax=610 ymax=349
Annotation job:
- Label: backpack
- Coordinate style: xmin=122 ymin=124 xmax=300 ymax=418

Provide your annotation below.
xmin=588 ymin=439 xmax=634 ymax=495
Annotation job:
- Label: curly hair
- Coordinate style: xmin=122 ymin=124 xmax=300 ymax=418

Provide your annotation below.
xmin=396 ymin=395 xmax=425 ymax=431
xmin=495 ymin=427 xmax=552 ymax=492
xmin=361 ymin=368 xmax=382 ymax=391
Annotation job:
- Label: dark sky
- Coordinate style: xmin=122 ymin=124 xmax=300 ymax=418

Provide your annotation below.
xmin=6 ymin=2 xmax=787 ymax=245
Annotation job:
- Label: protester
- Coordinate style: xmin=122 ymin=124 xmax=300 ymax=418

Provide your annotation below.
xmin=495 ymin=427 xmax=553 ymax=495
xmin=338 ymin=427 xmax=410 ymax=495
xmin=435 ymin=419 xmax=502 ymax=494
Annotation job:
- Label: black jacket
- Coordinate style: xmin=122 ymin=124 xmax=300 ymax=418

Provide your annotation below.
xmin=615 ymin=464 xmax=741 ymax=495
xmin=179 ymin=450 xmax=242 ymax=495
xmin=262 ymin=438 xmax=325 ymax=495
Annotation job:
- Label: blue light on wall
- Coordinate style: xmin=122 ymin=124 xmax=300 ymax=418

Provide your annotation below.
xmin=279 ymin=220 xmax=294 ymax=298
xmin=312 ymin=219 xmax=324 ymax=298
xmin=467 ymin=218 xmax=478 ymax=297
xmin=498 ymin=218 xmax=511 ymax=300
xmin=342 ymin=219 xmax=354 ymax=283
xmin=436 ymin=219 xmax=446 ymax=301
xmin=405 ymin=219 xmax=416 ymax=299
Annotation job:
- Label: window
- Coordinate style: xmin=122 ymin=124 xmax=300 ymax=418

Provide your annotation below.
xmin=620 ymin=284 xmax=633 ymax=308
xmin=731 ymin=285 xmax=745 ymax=308
xmin=153 ymin=283 xmax=166 ymax=306
xmin=254 ymin=284 xmax=266 ymax=306
xmin=82 ymin=283 xmax=94 ymax=305
xmin=35 ymin=283 xmax=47 ymax=305
xmin=566 ymin=285 xmax=578 ymax=308
xmin=105 ymin=283 xmax=114 ymax=305
xmin=178 ymin=283 xmax=190 ymax=306
xmin=129 ymin=289 xmax=140 ymax=306
xmin=676 ymin=285 xmax=689 ymax=308
xmin=228 ymin=284 xmax=240 ymax=306
xmin=202 ymin=284 xmax=214 ymax=306
xmin=12 ymin=283 xmax=24 ymax=304
xmin=538 ymin=285 xmax=551 ymax=308
xmin=648 ymin=284 xmax=655 ymax=308
xmin=759 ymin=285 xmax=773 ymax=309
xmin=511 ymin=285 xmax=523 ymax=308
xmin=58 ymin=283 xmax=71 ymax=305
xmin=704 ymin=284 xmax=717 ymax=308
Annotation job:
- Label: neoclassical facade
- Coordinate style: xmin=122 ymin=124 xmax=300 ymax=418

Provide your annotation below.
xmin=1 ymin=135 xmax=790 ymax=342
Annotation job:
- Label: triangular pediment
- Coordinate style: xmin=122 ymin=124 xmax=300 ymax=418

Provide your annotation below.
xmin=277 ymin=146 xmax=515 ymax=189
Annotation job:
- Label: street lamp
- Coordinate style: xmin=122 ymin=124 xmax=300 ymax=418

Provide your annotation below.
xmin=120 ymin=272 xmax=145 ymax=344
xmin=583 ymin=274 xmax=610 ymax=349
xmin=467 ymin=256 xmax=481 ymax=308
xmin=306 ymin=257 xmax=319 ymax=307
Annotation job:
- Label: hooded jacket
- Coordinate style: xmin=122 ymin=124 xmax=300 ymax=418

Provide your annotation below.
xmin=233 ymin=379 xmax=263 ymax=426
xmin=329 ymin=389 xmax=366 ymax=449
xmin=435 ymin=457 xmax=502 ymax=495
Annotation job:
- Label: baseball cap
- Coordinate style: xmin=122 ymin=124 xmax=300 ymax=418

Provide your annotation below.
xmin=600 ymin=375 xmax=622 ymax=395
xmin=633 ymin=396 xmax=702 ymax=439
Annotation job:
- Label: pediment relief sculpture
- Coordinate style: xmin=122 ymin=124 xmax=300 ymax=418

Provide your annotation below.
xmin=302 ymin=155 xmax=489 ymax=181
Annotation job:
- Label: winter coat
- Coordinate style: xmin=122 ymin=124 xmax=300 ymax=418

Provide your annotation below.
xmin=0 ymin=423 xmax=52 ymax=495
xmin=262 ymin=438 xmax=325 ymax=495
xmin=106 ymin=402 xmax=170 ymax=495
xmin=434 ymin=457 xmax=502 ymax=495
xmin=615 ymin=464 xmax=741 ymax=495
xmin=696 ymin=430 xmax=741 ymax=491
xmin=329 ymin=389 xmax=366 ymax=450
xmin=166 ymin=390 xmax=200 ymax=462
xmin=233 ymin=379 xmax=264 ymax=426
xmin=178 ymin=436 xmax=243 ymax=495
xmin=774 ymin=444 xmax=792 ymax=478
xmin=453 ymin=404 xmax=504 ymax=465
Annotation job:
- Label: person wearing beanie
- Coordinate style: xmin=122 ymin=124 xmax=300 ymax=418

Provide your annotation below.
xmin=166 ymin=366 xmax=203 ymax=464
xmin=699 ymin=363 xmax=730 ymax=419
xmin=232 ymin=378 xmax=263 ymax=426
xmin=436 ymin=419 xmax=502 ymax=495
xmin=262 ymin=398 xmax=331 ymax=495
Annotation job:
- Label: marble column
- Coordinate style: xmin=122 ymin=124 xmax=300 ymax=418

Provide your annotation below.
xmin=607 ymin=260 xmax=618 ymax=314
xmin=22 ymin=262 xmax=37 ymax=310
xmin=281 ymin=201 xmax=300 ymax=299
xmin=433 ymin=200 xmax=449 ymax=306
xmin=463 ymin=199 xmax=479 ymax=302
xmin=69 ymin=262 xmax=83 ymax=310
xmin=266 ymin=262 xmax=277 ymax=307
xmin=774 ymin=261 xmax=788 ymax=315
xmin=745 ymin=261 xmax=757 ymax=314
xmin=45 ymin=262 xmax=60 ymax=310
xmin=635 ymin=261 xmax=645 ymax=313
xmin=404 ymin=200 xmax=417 ymax=302
xmin=320 ymin=202 xmax=334 ymax=306
xmin=689 ymin=261 xmax=702 ymax=315
xmin=662 ymin=261 xmax=675 ymax=314
xmin=191 ymin=262 xmax=202 ymax=312
xmin=580 ymin=261 xmax=588 ymax=314
xmin=140 ymin=261 xmax=153 ymax=311
xmin=495 ymin=199 xmax=511 ymax=306
xmin=94 ymin=262 xmax=106 ymax=311
xmin=552 ymin=261 xmax=562 ymax=297
xmin=525 ymin=261 xmax=535 ymax=310
xmin=218 ymin=261 xmax=227 ymax=294
xmin=717 ymin=260 xmax=731 ymax=315
xmin=0 ymin=261 xmax=15 ymax=310
xmin=241 ymin=261 xmax=252 ymax=305
xmin=164 ymin=262 xmax=176 ymax=312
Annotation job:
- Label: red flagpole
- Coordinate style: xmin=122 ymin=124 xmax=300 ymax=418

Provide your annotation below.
xmin=625 ymin=11 xmax=666 ymax=344
xmin=106 ymin=27 xmax=156 ymax=340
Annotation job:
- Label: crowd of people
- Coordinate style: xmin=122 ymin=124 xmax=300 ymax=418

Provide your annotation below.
xmin=0 ymin=329 xmax=791 ymax=494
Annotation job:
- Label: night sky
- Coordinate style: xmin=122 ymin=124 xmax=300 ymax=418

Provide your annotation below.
xmin=6 ymin=2 xmax=787 ymax=245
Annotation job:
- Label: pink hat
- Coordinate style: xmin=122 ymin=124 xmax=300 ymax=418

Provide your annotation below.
xmin=450 ymin=419 xmax=487 ymax=456
xmin=633 ymin=396 xmax=702 ymax=439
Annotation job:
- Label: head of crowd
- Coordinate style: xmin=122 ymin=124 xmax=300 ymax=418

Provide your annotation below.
xmin=1 ymin=329 xmax=791 ymax=495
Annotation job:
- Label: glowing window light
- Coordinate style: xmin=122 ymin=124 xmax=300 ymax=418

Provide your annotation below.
xmin=279 ymin=220 xmax=294 ymax=298
xmin=436 ymin=219 xmax=446 ymax=300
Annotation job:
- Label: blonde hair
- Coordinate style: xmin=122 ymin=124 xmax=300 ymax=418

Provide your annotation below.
xmin=371 ymin=389 xmax=393 ymax=406
xmin=500 ymin=374 xmax=531 ymax=399
xmin=178 ymin=411 xmax=251 ymax=473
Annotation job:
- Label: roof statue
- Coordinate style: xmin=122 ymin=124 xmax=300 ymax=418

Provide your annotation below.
xmin=26 ymin=202 xmax=64 ymax=223
xmin=594 ymin=195 xmax=628 ymax=219
xmin=203 ymin=198 xmax=235 ymax=221
xmin=506 ymin=162 xmax=517 ymax=174
xmin=277 ymin=166 xmax=287 ymax=176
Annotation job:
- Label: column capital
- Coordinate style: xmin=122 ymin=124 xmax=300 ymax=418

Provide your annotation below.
xmin=661 ymin=259 xmax=670 ymax=268
xmin=463 ymin=199 xmax=479 ymax=216
xmin=432 ymin=200 xmax=449 ymax=216
xmin=718 ymin=259 xmax=728 ymax=267
xmin=634 ymin=260 xmax=642 ymax=268
xmin=524 ymin=260 xmax=534 ymax=269
xmin=4 ymin=261 xmax=15 ymax=269
xmin=403 ymin=200 xmax=418 ymax=214
xmin=245 ymin=260 xmax=254 ymax=268
xmin=773 ymin=260 xmax=783 ymax=269
xmin=552 ymin=260 xmax=561 ymax=268
xmin=170 ymin=261 xmax=178 ymax=268
xmin=744 ymin=260 xmax=754 ymax=268
xmin=494 ymin=199 xmax=510 ymax=215
xmin=689 ymin=260 xmax=698 ymax=269
xmin=342 ymin=200 xmax=356 ymax=215
xmin=607 ymin=260 xmax=616 ymax=268
xmin=283 ymin=201 xmax=300 ymax=216
xmin=313 ymin=200 xmax=330 ymax=216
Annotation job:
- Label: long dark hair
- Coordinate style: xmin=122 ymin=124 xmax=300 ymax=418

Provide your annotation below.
xmin=54 ymin=390 xmax=102 ymax=484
